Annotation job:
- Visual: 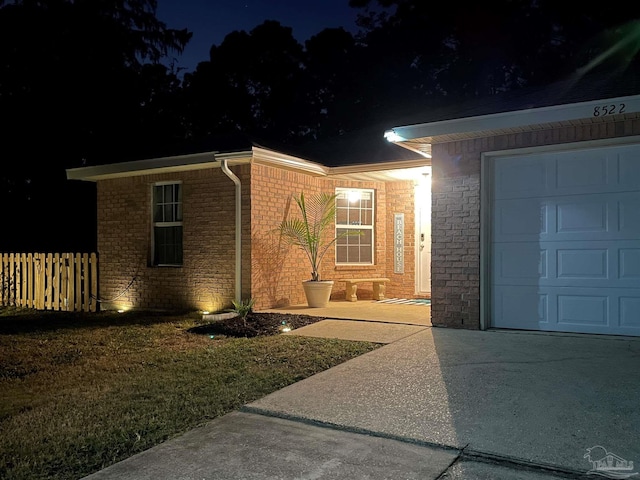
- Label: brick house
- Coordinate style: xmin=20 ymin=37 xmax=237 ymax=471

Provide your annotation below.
xmin=67 ymin=74 xmax=640 ymax=337
xmin=386 ymin=76 xmax=640 ymax=337
xmin=66 ymin=135 xmax=432 ymax=313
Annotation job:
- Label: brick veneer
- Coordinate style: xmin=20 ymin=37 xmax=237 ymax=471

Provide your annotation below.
xmin=96 ymin=161 xmax=423 ymax=312
xmin=249 ymin=164 xmax=418 ymax=309
xmin=430 ymin=117 xmax=640 ymax=329
xmin=97 ymin=165 xmax=251 ymax=312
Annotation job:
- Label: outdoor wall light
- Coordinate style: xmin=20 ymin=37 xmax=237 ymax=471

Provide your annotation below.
xmin=384 ymin=130 xmax=404 ymax=143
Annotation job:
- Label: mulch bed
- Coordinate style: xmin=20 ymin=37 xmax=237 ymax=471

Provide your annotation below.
xmin=189 ymin=312 xmax=326 ymax=338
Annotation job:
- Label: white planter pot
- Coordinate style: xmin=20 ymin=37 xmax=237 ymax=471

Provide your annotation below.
xmin=302 ymin=280 xmax=334 ymax=308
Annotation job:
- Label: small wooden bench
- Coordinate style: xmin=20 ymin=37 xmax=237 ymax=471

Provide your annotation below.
xmin=344 ymin=278 xmax=391 ymax=302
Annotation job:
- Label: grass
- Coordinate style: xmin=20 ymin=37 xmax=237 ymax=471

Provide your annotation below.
xmin=0 ymin=307 xmax=380 ymax=480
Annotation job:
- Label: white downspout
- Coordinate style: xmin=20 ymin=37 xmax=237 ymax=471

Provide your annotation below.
xmin=220 ymin=159 xmax=242 ymax=303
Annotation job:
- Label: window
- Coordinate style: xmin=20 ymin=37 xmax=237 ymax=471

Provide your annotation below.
xmin=335 ymin=188 xmax=374 ymax=264
xmin=152 ymin=182 xmax=183 ymax=266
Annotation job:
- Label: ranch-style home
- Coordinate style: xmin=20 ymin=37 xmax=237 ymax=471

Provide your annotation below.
xmin=67 ymin=73 xmax=640 ymax=337
xmin=66 ymin=133 xmax=433 ymax=314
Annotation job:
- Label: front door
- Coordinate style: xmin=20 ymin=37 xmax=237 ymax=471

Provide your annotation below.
xmin=415 ymin=171 xmax=432 ymax=296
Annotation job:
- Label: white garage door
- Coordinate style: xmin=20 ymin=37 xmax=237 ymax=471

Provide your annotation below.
xmin=491 ymin=143 xmax=640 ymax=336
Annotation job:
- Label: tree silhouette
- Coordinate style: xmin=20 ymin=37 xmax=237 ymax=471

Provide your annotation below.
xmin=0 ymin=0 xmax=191 ymax=250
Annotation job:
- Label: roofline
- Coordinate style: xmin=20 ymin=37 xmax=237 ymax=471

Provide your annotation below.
xmin=385 ymin=94 xmax=640 ymax=142
xmin=66 ymin=145 xmax=431 ymax=183
xmin=251 ymin=146 xmax=329 ymax=176
xmin=66 ymin=150 xmax=252 ymax=182
xmin=328 ymin=158 xmax=430 ymax=176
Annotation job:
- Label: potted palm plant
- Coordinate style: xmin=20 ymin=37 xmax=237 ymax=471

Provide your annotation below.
xmin=276 ymin=191 xmax=346 ymax=307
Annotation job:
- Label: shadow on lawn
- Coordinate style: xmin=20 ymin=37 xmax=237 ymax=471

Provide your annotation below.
xmin=0 ymin=307 xmax=201 ymax=335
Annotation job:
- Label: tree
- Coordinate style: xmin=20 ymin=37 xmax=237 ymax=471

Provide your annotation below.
xmin=349 ymin=0 xmax=640 ymax=104
xmin=182 ymin=21 xmax=307 ymax=145
xmin=0 ymin=0 xmax=191 ymax=251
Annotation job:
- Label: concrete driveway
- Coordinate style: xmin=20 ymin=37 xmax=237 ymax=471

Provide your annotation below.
xmin=84 ymin=326 xmax=640 ymax=479
xmin=249 ymin=327 xmax=640 ymax=477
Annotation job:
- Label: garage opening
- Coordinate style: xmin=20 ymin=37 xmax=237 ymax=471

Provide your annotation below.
xmin=487 ymin=142 xmax=640 ymax=336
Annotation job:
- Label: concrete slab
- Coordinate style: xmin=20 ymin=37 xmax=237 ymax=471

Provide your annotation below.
xmin=82 ymin=412 xmax=459 ymax=480
xmin=261 ymin=300 xmax=431 ymax=326
xmin=284 ymin=319 xmax=428 ymax=343
xmin=248 ymin=328 xmax=640 ymax=475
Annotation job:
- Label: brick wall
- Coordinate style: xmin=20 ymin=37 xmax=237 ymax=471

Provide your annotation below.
xmin=96 ymin=165 xmax=251 ymax=312
xmin=430 ymin=117 xmax=640 ymax=329
xmin=384 ymin=180 xmax=417 ymax=298
xmin=249 ymin=163 xmax=326 ymax=309
xmin=249 ymin=165 xmax=418 ymax=309
xmin=96 ymin=160 xmax=423 ymax=312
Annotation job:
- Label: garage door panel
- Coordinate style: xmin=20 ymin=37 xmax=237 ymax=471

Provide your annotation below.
xmin=557 ymin=200 xmax=608 ymax=233
xmin=619 ymin=155 xmax=640 ymax=188
xmin=494 ymin=241 xmax=638 ymax=289
xmin=494 ymin=199 xmax=548 ymax=239
xmin=557 ymin=294 xmax=609 ymax=326
xmin=620 ymin=297 xmax=640 ymax=328
xmin=556 ymin=154 xmax=608 ymax=189
xmin=493 ymin=244 xmax=547 ymax=284
xmin=494 ymin=156 xmax=553 ymax=199
xmin=619 ymin=195 xmax=640 ymax=234
xmin=490 ymin=143 xmax=640 ymax=336
xmin=492 ymin=286 xmax=548 ymax=329
xmin=557 ymin=248 xmax=607 ymax=279
xmin=496 ymin=193 xmax=640 ymax=242
xmin=620 ymin=248 xmax=640 ymax=279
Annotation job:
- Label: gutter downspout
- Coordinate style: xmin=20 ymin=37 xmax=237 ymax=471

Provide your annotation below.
xmin=220 ymin=159 xmax=242 ymax=303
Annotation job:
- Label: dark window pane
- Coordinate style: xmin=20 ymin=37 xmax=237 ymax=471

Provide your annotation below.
xmin=154 ymin=226 xmax=183 ymax=265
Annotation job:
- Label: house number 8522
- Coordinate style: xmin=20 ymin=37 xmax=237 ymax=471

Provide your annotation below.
xmin=593 ymin=104 xmax=626 ymax=117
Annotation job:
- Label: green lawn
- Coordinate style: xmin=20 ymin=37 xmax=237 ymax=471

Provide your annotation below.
xmin=0 ymin=308 xmax=379 ymax=480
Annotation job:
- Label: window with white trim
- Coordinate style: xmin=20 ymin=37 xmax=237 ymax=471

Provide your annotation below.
xmin=152 ymin=182 xmax=183 ymax=266
xmin=335 ymin=188 xmax=374 ymax=264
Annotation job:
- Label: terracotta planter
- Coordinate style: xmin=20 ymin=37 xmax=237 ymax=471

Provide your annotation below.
xmin=302 ymin=280 xmax=334 ymax=308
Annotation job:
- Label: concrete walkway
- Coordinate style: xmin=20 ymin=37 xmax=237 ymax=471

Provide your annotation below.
xmin=262 ymin=299 xmax=432 ymax=326
xmin=84 ymin=322 xmax=640 ymax=480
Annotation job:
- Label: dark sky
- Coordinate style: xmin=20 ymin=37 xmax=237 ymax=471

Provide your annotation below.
xmin=156 ymin=0 xmax=362 ymax=74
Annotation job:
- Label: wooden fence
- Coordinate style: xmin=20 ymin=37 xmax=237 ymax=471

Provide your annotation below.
xmin=0 ymin=253 xmax=98 ymax=312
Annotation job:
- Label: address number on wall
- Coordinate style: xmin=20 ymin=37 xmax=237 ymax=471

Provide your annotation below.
xmin=593 ymin=103 xmax=626 ymax=117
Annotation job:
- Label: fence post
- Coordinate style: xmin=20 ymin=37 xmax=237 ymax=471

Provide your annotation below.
xmin=75 ymin=253 xmax=81 ymax=312
xmin=61 ymin=254 xmax=69 ymax=311
xmin=53 ymin=253 xmax=60 ymax=311
xmin=90 ymin=253 xmax=98 ymax=312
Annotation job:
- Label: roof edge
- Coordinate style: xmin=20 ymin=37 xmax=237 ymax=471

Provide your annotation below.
xmin=386 ymin=94 xmax=640 ymax=143
xmin=66 ymin=150 xmax=252 ymax=182
xmin=251 ymin=146 xmax=329 ymax=176
xmin=328 ymin=158 xmax=431 ymax=176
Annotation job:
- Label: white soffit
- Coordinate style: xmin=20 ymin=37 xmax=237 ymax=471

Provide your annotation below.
xmin=385 ymin=94 xmax=640 ymax=147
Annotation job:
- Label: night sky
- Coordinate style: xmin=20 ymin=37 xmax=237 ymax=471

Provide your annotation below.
xmin=156 ymin=0 xmax=362 ymax=73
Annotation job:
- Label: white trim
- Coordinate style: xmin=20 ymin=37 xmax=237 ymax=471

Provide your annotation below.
xmin=329 ymin=158 xmax=430 ymax=175
xmin=479 ymin=135 xmax=640 ymax=332
xmin=66 ymin=151 xmax=252 ymax=181
xmin=386 ymin=94 xmax=640 ymax=142
xmin=335 ymin=187 xmax=375 ymax=266
xmin=479 ymin=156 xmax=492 ymax=331
xmin=252 ymin=146 xmax=329 ymax=176
xmin=151 ymin=181 xmax=184 ymax=267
